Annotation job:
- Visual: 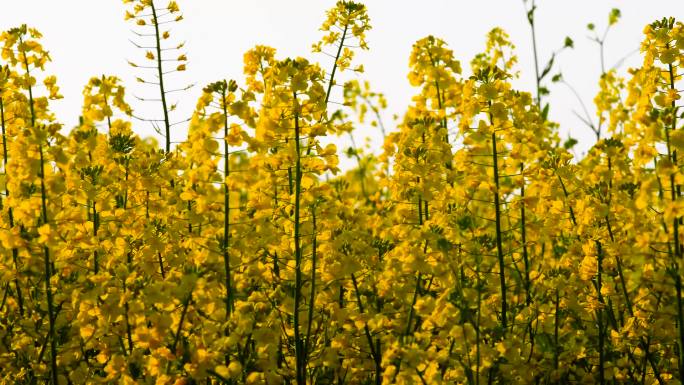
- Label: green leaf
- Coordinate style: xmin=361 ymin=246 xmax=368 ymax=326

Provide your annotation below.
xmin=540 ymin=53 xmax=556 ymax=80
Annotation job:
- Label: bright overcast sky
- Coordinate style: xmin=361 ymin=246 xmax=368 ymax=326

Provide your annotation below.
xmin=0 ymin=0 xmax=680 ymax=164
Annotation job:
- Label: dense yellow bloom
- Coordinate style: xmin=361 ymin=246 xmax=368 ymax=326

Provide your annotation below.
xmin=0 ymin=4 xmax=682 ymax=385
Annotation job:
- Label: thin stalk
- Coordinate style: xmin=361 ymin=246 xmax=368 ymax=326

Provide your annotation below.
xmin=0 ymin=283 xmax=7 ymax=313
xmin=150 ymin=1 xmax=171 ymax=152
xmin=325 ymin=24 xmax=348 ymax=105
xmin=306 ymin=21 xmax=348 ymax=159
xmin=157 ymin=254 xmax=165 ymax=279
xmin=417 ymin=195 xmax=423 ymax=224
xmin=118 ymin=156 xmax=134 ymax=356
xmin=21 ymin=41 xmax=58 ymax=385
xmin=186 ymin=182 xmax=193 ymax=234
xmin=605 ymin=217 xmax=633 ymax=315
xmin=426 ymin=50 xmax=448 ymax=144
xmin=145 ymin=190 xmax=165 ymax=279
xmin=604 ymin=213 xmax=662 ymax=381
xmin=476 ymin=257 xmax=481 ymax=385
xmin=525 ymin=0 xmax=542 ymax=107
xmin=304 ymin=206 xmax=317 ymax=361
xmin=642 ymin=338 xmax=652 ymax=385
xmin=351 ymin=273 xmax=381 ymax=385
xmin=221 ymin=87 xmax=234 ymax=320
xmin=520 ymin=164 xmax=531 ymax=305
xmin=39 ymin=118 xmax=58 ymax=385
xmin=171 ymin=292 xmax=192 ymax=354
xmin=589 ymin=27 xmax=612 ymax=140
xmin=292 ymin=91 xmax=305 ymax=385
xmin=404 ymin=273 xmax=422 ymax=339
xmin=360 ymin=94 xmax=387 ymax=139
xmin=665 ymin=58 xmax=684 ymax=383
xmin=519 ymin=162 xmax=535 ymax=365
xmin=123 ymin=278 xmax=134 ymax=355
xmin=556 ymin=175 xmax=577 ymax=226
xmin=0 ymin=96 xmax=23 ymax=316
xmin=677 ymin=274 xmax=684 ymax=383
xmin=404 ymin=192 xmax=425 ymax=340
xmin=554 ymin=288 xmax=559 ymax=371
xmin=102 ymin=75 xmax=113 ymax=132
xmin=346 ymin=132 xmax=369 ymax=201
xmin=602 ymin=212 xmax=664 ymax=383
xmin=554 ymin=173 xmax=578 ymax=383
xmin=491 ymin=130 xmax=507 ymax=330
xmin=92 ymin=203 xmax=99 ymax=273
xmin=557 ymin=169 xmax=661 ymax=382
xmin=165 ymin=290 xmax=193 ymax=375
xmin=596 ymin=241 xmax=605 ymax=385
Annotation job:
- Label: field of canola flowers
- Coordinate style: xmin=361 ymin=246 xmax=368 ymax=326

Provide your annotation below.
xmin=0 ymin=1 xmax=683 ymax=384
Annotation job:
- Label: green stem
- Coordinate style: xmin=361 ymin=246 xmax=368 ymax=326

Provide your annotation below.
xmin=666 ymin=57 xmax=684 ymax=383
xmin=605 ymin=217 xmax=633 ymax=315
xmin=426 ymin=49 xmax=448 ymax=144
xmin=21 ymin=40 xmax=58 ymax=385
xmin=39 ymin=135 xmax=58 ymax=385
xmin=346 ymin=132 xmax=369 ymax=201
xmin=120 ymin=157 xmax=134 ymax=356
xmin=526 ymin=0 xmax=542 ymax=107
xmin=102 ymin=74 xmax=113 ymax=132
xmin=171 ymin=292 xmax=192 ymax=354
xmin=404 ymin=273 xmax=422 ymax=340
xmin=324 ymin=24 xmax=348 ymax=105
xmin=491 ymin=131 xmax=507 ymax=330
xmin=476 ymin=258 xmax=481 ymax=385
xmin=556 ymin=175 xmax=577 ymax=226
xmin=150 ymin=1 xmax=171 ymax=152
xmin=304 ymin=206 xmax=317 ymax=362
xmin=123 ymin=279 xmax=134 ymax=355
xmin=293 ymin=91 xmax=305 ymax=385
xmin=221 ymin=86 xmax=234 ymax=321
xmin=0 ymin=283 xmax=8 ymax=313
xmin=554 ymin=288 xmax=559 ymax=371
xmin=350 ymin=273 xmax=381 ymax=385
xmin=0 ymin=95 xmax=23 ymax=316
xmin=166 ymin=290 xmax=193 ymax=375
xmin=92 ymin=203 xmax=99 ymax=273
xmin=663 ymin=59 xmax=684 ymax=380
xmin=596 ymin=241 xmax=605 ymax=385
xmin=520 ymin=164 xmax=531 ymax=305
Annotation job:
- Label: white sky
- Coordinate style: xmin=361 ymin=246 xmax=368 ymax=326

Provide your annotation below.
xmin=1 ymin=0 xmax=681 ymax=165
